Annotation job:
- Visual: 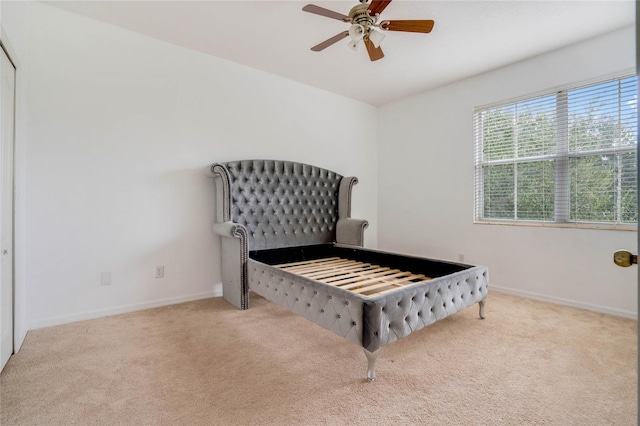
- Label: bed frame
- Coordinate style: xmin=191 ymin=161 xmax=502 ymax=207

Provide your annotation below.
xmin=208 ymin=160 xmax=488 ymax=380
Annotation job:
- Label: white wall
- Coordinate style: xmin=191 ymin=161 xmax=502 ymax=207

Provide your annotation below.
xmin=21 ymin=2 xmax=377 ymax=328
xmin=378 ymin=26 xmax=637 ymax=318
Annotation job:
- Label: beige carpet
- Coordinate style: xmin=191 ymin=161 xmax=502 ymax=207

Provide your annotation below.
xmin=0 ymin=292 xmax=637 ymax=425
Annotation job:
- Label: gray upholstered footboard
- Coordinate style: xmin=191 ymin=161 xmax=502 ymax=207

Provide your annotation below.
xmin=361 ymin=266 xmax=489 ymax=352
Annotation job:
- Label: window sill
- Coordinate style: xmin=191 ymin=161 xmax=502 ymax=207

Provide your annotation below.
xmin=474 ymin=220 xmax=637 ymax=232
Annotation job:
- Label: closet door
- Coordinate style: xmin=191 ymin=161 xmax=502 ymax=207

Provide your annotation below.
xmin=0 ymin=45 xmax=15 ymax=372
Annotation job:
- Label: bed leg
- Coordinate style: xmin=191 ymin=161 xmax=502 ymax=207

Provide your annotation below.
xmin=479 ymin=300 xmax=486 ymax=319
xmin=363 ymin=349 xmax=379 ymax=382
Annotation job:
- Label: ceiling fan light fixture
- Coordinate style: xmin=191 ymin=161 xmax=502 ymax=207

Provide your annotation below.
xmin=368 ymin=29 xmax=385 ymax=48
xmin=348 ymin=23 xmax=365 ymax=40
xmin=347 ymin=39 xmax=361 ymax=51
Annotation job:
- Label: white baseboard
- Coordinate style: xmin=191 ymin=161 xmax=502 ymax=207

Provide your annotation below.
xmin=28 ymin=283 xmax=634 ymax=330
xmin=490 ymin=285 xmax=637 ymax=320
xmin=29 ymin=284 xmax=224 ymax=330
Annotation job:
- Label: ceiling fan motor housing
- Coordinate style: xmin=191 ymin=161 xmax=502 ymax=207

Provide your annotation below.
xmin=349 ymin=3 xmax=381 ymax=41
xmin=350 ymin=4 xmax=378 ymax=27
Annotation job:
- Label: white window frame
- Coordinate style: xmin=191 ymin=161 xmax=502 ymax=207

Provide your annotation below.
xmin=474 ymin=72 xmax=637 ymax=231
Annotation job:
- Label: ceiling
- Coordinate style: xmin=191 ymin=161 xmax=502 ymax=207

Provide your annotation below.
xmin=47 ymin=0 xmax=635 ymax=106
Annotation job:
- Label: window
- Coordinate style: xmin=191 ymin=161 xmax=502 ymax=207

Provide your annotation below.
xmin=474 ymin=74 xmax=637 ymax=229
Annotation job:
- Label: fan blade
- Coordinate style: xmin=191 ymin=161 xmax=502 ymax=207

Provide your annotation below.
xmin=311 ymin=31 xmax=349 ymax=52
xmin=368 ymin=0 xmax=392 ymax=16
xmin=381 ymin=20 xmax=435 ymax=33
xmin=364 ymin=37 xmax=384 ymax=61
xmin=302 ymin=4 xmax=350 ymax=22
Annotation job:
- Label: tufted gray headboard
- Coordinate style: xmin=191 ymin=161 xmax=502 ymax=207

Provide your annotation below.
xmin=212 ymin=160 xmax=343 ymax=251
xmin=208 ymin=159 xmax=368 ymax=309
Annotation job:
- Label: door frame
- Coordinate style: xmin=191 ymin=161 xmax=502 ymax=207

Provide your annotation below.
xmin=0 ymin=27 xmax=25 ymax=357
xmin=0 ymin=38 xmax=15 ymax=370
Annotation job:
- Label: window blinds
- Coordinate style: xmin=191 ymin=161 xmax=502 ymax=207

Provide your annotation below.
xmin=474 ymin=75 xmax=637 ymax=227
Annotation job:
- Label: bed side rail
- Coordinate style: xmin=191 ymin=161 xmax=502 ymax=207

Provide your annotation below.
xmin=248 ymin=258 xmax=366 ymax=347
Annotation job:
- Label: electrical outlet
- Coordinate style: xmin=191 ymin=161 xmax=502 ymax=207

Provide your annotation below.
xmin=155 ymin=265 xmax=164 ymax=278
xmin=100 ymin=272 xmax=111 ymax=286
xmin=458 ymin=253 xmax=465 ymax=262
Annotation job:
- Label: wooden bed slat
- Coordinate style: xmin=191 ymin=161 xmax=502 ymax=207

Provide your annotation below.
xmin=303 ymin=263 xmax=374 ymax=279
xmin=277 ymin=257 xmax=341 ymax=269
xmin=274 ymin=257 xmax=431 ymax=297
xmin=323 ymin=266 xmax=391 ymax=284
xmin=353 ymin=274 xmax=431 ymax=294
xmin=280 ymin=259 xmax=355 ymax=273
xmin=286 ymin=260 xmax=376 ymax=278
xmin=328 ymin=268 xmax=401 ymax=286
xmin=340 ymin=271 xmax=414 ymax=291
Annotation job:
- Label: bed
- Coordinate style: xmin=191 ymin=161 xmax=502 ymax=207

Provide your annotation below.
xmin=208 ymin=159 xmax=488 ymax=380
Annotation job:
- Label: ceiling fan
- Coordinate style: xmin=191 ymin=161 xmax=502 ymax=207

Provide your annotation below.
xmin=302 ymin=0 xmax=435 ymax=61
